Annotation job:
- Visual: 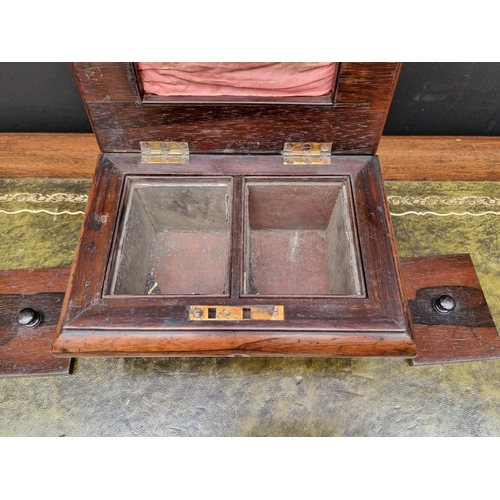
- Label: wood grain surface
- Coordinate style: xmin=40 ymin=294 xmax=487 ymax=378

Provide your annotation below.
xmin=52 ymin=154 xmax=415 ymax=358
xmin=378 ymin=136 xmax=500 ymax=181
xmin=400 ymin=255 xmax=500 ymax=365
xmin=1 ymin=134 xmax=500 ymax=180
xmin=72 ymin=62 xmax=400 ymax=155
xmin=0 ymin=268 xmax=72 ymax=376
xmin=0 ymin=133 xmax=99 ymax=178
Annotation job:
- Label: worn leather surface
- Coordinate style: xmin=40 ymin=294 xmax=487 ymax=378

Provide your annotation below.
xmin=0 ymin=179 xmax=89 ymax=269
xmin=1 ymin=179 xmax=500 ymax=436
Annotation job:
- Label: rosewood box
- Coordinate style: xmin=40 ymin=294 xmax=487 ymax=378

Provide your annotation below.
xmin=53 ymin=62 xmax=416 ymax=358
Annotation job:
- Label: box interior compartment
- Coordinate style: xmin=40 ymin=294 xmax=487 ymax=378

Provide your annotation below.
xmin=109 ymin=178 xmax=231 ymax=296
xmin=244 ymin=178 xmax=364 ymax=296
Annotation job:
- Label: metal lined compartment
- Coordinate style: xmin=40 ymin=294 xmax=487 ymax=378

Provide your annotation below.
xmin=243 ymin=178 xmax=364 ymax=296
xmin=108 ymin=177 xmax=232 ymax=296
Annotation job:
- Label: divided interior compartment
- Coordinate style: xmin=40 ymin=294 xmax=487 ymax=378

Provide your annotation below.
xmin=109 ymin=178 xmax=232 ymax=296
xmin=108 ymin=175 xmax=364 ymax=298
xmin=244 ymin=178 xmax=364 ymax=296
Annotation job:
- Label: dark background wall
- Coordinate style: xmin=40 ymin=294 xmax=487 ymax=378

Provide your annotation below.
xmin=1 ymin=62 xmax=499 ymax=135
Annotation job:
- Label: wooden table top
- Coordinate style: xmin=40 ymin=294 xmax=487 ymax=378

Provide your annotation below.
xmin=1 ymin=134 xmax=500 ymax=181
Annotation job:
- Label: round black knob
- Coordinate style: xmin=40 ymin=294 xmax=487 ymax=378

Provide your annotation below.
xmin=433 ymin=295 xmax=456 ymax=314
xmin=17 ymin=308 xmax=42 ymax=328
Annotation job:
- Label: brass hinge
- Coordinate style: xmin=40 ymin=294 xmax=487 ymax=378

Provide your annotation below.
xmin=282 ymin=142 xmax=332 ymax=165
xmin=140 ymin=141 xmax=189 ymax=164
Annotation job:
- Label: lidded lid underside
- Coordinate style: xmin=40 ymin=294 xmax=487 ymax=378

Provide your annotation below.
xmin=73 ymin=62 xmax=401 ymax=155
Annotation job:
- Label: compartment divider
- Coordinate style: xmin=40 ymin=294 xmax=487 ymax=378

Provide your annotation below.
xmin=230 ymin=175 xmax=243 ymax=299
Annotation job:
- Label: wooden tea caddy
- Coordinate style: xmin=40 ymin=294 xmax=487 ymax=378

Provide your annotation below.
xmin=53 ymin=62 xmax=417 ymax=358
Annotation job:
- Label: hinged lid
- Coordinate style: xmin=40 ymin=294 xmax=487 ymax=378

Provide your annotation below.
xmin=72 ymin=62 xmax=401 ymax=155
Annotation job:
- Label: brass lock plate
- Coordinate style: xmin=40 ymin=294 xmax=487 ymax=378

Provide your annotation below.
xmin=189 ymin=305 xmax=284 ymax=321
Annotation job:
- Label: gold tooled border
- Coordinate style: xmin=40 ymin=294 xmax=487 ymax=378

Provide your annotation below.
xmin=0 ymin=192 xmax=88 ymax=216
xmin=388 ymin=195 xmax=500 ymax=217
xmin=0 ymin=193 xmax=88 ymax=203
xmin=388 ymin=195 xmax=500 ymax=207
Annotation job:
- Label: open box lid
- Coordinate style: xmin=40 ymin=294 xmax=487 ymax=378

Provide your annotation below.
xmin=73 ymin=62 xmax=401 ymax=155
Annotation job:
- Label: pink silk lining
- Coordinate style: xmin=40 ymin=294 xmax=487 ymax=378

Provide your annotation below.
xmin=137 ymin=63 xmax=338 ymax=97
